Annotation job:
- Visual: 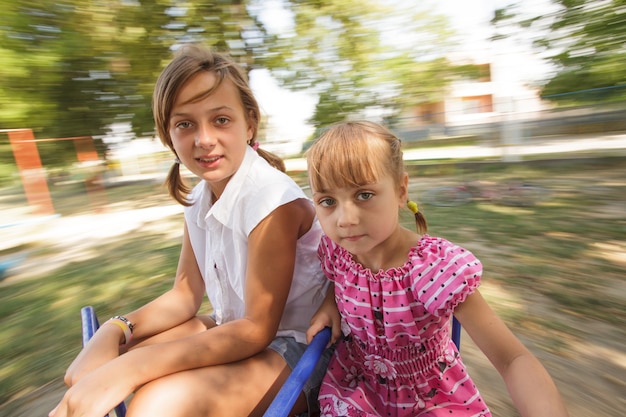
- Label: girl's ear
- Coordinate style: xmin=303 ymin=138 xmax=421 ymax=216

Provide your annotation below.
xmin=247 ymin=110 xmax=256 ymax=142
xmin=398 ymin=172 xmax=409 ymax=208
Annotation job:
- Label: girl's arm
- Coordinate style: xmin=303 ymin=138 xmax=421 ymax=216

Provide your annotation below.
xmin=100 ymin=196 xmax=309 ymax=382
xmin=52 ymin=223 xmax=209 ymax=417
xmin=306 ymin=283 xmax=342 ymax=345
xmin=122 ymin=221 xmax=208 ymax=340
xmin=63 ymin=222 xmax=206 ymax=386
xmin=455 ymin=290 xmax=569 ymax=417
xmin=52 ymin=199 xmax=313 ymax=417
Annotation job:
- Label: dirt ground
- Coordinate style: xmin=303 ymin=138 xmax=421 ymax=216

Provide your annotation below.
xmin=1 ymin=162 xmax=625 ymax=417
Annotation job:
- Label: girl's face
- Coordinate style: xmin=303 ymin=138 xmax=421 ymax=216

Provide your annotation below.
xmin=169 ymin=71 xmax=253 ymax=199
xmin=311 ymin=171 xmax=408 ymax=262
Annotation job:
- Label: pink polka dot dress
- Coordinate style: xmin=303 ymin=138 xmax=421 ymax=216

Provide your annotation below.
xmin=317 ymin=234 xmax=491 ymax=417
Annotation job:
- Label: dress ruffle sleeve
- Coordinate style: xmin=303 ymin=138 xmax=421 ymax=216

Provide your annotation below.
xmin=412 ymin=235 xmax=482 ymax=316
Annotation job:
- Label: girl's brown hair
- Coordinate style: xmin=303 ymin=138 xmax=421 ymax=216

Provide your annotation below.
xmin=305 ymin=120 xmax=427 ymax=234
xmin=153 ymin=44 xmax=285 ymax=205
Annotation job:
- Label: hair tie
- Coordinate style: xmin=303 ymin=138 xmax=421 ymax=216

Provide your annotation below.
xmin=174 ymin=157 xmax=181 ymax=164
xmin=251 ymin=141 xmax=259 ymax=151
xmin=407 ymin=200 xmax=418 ymax=214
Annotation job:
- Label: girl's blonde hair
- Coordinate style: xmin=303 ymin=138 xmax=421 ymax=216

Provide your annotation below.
xmin=152 ymin=44 xmax=285 ymax=205
xmin=305 ymin=120 xmax=427 ymax=234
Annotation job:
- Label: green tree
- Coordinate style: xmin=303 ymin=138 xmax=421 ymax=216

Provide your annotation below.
xmin=0 ymin=0 xmax=269 ymax=166
xmin=259 ymin=0 xmax=458 ymax=127
xmin=493 ymin=0 xmax=626 ymax=105
xmin=1 ymin=1 xmax=121 ymax=165
xmin=1 ymin=0 xmax=462 ymax=166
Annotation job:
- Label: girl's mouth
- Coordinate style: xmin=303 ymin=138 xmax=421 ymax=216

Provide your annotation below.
xmin=197 ymin=156 xmax=221 ymax=163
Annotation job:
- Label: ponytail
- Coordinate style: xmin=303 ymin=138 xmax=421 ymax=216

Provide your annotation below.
xmin=166 ymin=160 xmax=192 ymax=206
xmin=256 ymin=147 xmax=286 ymax=172
xmin=407 ymin=201 xmax=428 ymax=235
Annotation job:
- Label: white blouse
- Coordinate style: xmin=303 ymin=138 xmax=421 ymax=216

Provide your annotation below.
xmin=184 ymin=147 xmax=328 ymax=343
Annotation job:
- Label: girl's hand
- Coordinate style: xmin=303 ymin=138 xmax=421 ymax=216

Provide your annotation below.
xmin=306 ymin=312 xmax=341 ymax=347
xmin=307 ymin=285 xmax=341 ymax=345
xmin=49 ymin=362 xmax=131 ymax=417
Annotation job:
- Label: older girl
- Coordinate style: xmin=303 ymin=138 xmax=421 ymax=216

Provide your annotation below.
xmin=50 ymin=44 xmax=329 ymax=417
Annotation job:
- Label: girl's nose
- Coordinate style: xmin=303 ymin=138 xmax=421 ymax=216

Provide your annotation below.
xmin=195 ymin=124 xmax=216 ymax=148
xmin=337 ymin=203 xmax=358 ymax=227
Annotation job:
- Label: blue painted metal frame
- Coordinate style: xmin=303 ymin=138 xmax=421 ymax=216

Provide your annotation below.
xmin=263 ymin=327 xmax=331 ymax=417
xmin=451 ymin=316 xmax=462 ymax=351
xmin=80 ymin=307 xmax=331 ymax=417
xmin=264 ymin=317 xmax=461 ymax=416
xmin=80 ymin=306 xmax=127 ymax=417
xmin=80 ymin=307 xmax=460 ymax=417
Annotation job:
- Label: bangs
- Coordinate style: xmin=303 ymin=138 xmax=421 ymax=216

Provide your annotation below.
xmin=307 ymin=128 xmax=390 ymax=192
xmin=183 ymin=69 xmax=225 ymax=105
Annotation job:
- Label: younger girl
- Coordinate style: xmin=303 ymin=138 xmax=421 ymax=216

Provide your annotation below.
xmin=50 ymin=44 xmax=329 ymax=417
xmin=305 ymin=121 xmax=568 ymax=417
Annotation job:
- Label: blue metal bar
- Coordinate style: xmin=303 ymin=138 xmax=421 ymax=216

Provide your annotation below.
xmin=80 ymin=306 xmax=97 ymax=347
xmin=263 ymin=327 xmax=332 ymax=417
xmin=80 ymin=306 xmax=127 ymax=417
xmin=451 ymin=316 xmax=462 ymax=351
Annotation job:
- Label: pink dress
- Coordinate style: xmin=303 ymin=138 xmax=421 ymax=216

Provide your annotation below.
xmin=317 ymin=234 xmax=491 ymax=417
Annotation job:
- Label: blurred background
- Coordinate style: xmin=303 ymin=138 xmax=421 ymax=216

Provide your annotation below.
xmin=1 ymin=1 xmax=624 ymax=416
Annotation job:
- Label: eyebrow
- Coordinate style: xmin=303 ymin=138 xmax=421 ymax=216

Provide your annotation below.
xmin=208 ymin=105 xmax=235 ymax=113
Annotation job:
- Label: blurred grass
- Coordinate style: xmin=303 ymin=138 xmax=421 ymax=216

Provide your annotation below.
xmin=404 ymin=157 xmax=625 ymax=330
xmin=1 ymin=156 xmax=625 ymax=406
xmin=0 ymin=227 xmax=183 ymax=404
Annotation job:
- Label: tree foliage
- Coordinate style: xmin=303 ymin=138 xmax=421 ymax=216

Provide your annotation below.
xmin=1 ymin=0 xmax=461 ymax=167
xmin=259 ymin=0 xmax=458 ymax=127
xmin=493 ymin=0 xmax=626 ymax=105
xmin=0 ymin=0 xmax=269 ymax=165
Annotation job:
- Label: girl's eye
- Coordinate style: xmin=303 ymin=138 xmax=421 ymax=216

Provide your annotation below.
xmin=318 ymin=197 xmax=335 ymax=208
xmin=356 ymin=192 xmax=374 ymax=201
xmin=175 ymin=121 xmax=192 ymax=129
xmin=215 ymin=117 xmax=230 ymax=125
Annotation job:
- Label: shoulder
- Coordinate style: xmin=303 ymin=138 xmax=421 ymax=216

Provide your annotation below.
xmin=236 ymin=157 xmax=308 ymax=235
xmin=414 ymin=235 xmax=481 ymax=269
xmin=319 ymin=234 xmax=341 ymax=257
xmin=411 ymin=235 xmax=483 ymax=314
xmin=184 ymin=181 xmax=211 ymax=221
xmin=418 ymin=234 xmax=471 ymax=256
xmin=244 ymin=156 xmax=302 ymax=198
xmin=224 ymin=148 xmax=301 ymax=205
xmin=317 ymin=235 xmax=347 ymax=280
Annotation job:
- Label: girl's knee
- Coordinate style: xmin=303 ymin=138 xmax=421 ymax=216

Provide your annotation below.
xmin=126 ymin=373 xmax=210 ymax=417
xmin=126 ymin=353 xmax=290 ymax=416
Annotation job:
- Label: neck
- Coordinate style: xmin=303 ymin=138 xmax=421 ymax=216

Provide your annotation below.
xmin=355 ymin=226 xmax=420 ymax=272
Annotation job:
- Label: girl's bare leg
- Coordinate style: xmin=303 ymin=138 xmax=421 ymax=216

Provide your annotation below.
xmin=125 ymin=348 xmax=307 ymax=417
